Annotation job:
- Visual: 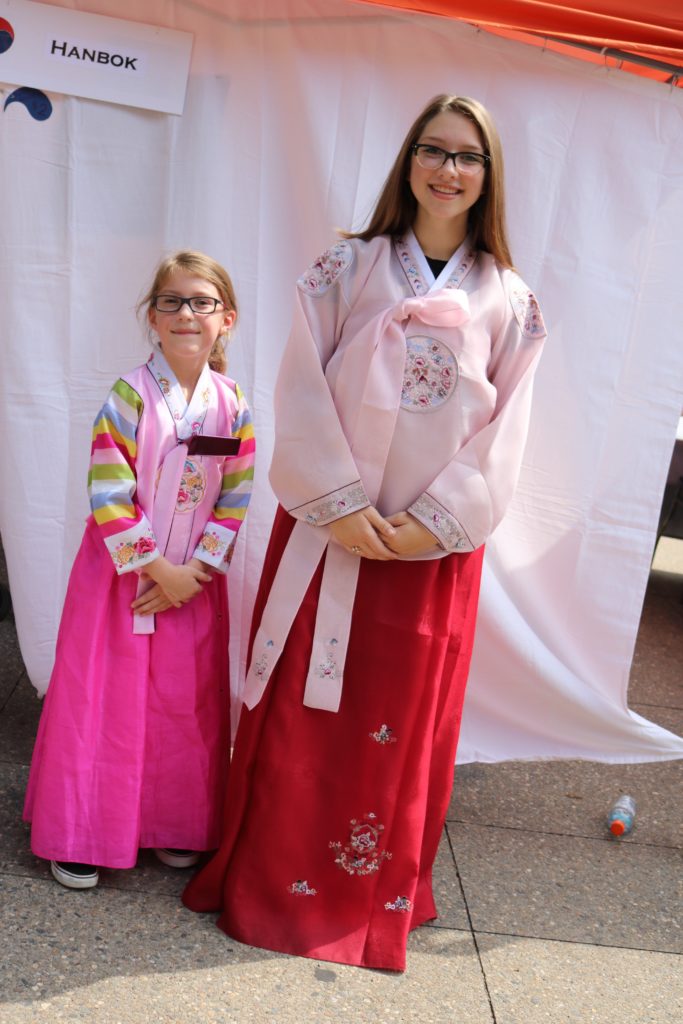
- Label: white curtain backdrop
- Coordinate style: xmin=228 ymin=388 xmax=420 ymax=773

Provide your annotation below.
xmin=1 ymin=0 xmax=681 ymax=762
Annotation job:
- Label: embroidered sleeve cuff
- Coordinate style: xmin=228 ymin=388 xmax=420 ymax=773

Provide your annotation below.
xmin=103 ymin=519 xmax=159 ymax=574
xmin=289 ymin=482 xmax=370 ymax=526
xmin=408 ymin=494 xmax=475 ymax=553
xmin=193 ymin=523 xmax=236 ymax=572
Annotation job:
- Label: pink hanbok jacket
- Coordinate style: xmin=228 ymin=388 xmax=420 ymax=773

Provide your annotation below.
xmin=244 ymin=230 xmax=546 ymax=713
xmin=24 ymin=351 xmax=255 ymax=865
xmin=90 ymin=350 xmax=254 ymax=630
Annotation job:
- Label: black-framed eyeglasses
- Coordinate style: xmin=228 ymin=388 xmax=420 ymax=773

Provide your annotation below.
xmin=152 ymin=294 xmax=225 ymax=314
xmin=412 ymin=144 xmax=489 ymax=175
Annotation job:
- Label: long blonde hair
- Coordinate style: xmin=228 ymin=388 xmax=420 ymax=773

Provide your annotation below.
xmin=138 ymin=250 xmax=238 ymax=374
xmin=343 ymin=94 xmax=513 ymax=268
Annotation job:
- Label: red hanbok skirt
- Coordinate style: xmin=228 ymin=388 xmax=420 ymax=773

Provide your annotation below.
xmin=183 ymin=507 xmax=484 ymax=971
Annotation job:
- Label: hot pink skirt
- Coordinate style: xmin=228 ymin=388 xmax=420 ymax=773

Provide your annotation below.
xmin=24 ymin=517 xmax=230 ymax=868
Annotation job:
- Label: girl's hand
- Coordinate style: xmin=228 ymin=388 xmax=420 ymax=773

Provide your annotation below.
xmin=131 ymin=583 xmax=173 ymax=616
xmin=384 ymin=511 xmax=439 ymax=557
xmin=137 ymin=556 xmax=212 ymax=607
xmin=328 ymin=507 xmax=398 ymax=560
xmin=132 ymin=558 xmax=214 ymax=615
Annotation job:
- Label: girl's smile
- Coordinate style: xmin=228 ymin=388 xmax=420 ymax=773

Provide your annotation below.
xmin=409 ymin=110 xmax=486 ymax=254
xmin=148 ymin=270 xmax=235 ymax=390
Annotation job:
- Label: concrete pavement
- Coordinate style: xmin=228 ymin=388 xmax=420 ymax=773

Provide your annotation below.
xmin=1 ymin=541 xmax=680 ymax=1023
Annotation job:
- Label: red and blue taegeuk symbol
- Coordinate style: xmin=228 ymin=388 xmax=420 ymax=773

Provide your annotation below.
xmin=4 ymin=87 xmax=52 ymax=120
xmin=0 ymin=18 xmax=14 ymax=54
xmin=0 ymin=18 xmax=53 ymax=121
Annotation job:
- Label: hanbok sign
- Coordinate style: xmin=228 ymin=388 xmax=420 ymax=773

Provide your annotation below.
xmin=0 ymin=0 xmax=193 ymax=114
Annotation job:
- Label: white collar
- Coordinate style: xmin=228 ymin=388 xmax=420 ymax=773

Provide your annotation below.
xmin=146 ymin=349 xmax=214 ymax=440
xmin=394 ymin=229 xmax=476 ymax=296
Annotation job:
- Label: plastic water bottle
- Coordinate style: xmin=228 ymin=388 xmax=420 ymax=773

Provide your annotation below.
xmin=607 ymin=794 xmax=636 ymax=836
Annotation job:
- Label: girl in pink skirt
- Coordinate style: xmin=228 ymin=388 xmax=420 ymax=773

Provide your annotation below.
xmin=24 ymin=251 xmax=255 ymax=889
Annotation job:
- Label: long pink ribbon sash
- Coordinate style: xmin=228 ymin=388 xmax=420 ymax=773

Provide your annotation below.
xmin=132 ymin=443 xmax=188 ymax=635
xmin=243 ymin=289 xmax=470 ymax=711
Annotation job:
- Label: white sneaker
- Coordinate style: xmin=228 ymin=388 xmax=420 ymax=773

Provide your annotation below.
xmin=154 ymin=848 xmax=200 ymax=868
xmin=50 ymin=860 xmax=99 ymax=889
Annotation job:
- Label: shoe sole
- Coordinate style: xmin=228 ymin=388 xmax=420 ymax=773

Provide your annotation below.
xmin=154 ymin=849 xmax=200 ymax=868
xmin=50 ymin=861 xmax=99 ymax=889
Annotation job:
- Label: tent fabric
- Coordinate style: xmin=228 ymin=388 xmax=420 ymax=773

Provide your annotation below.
xmin=0 ymin=0 xmax=681 ymax=764
xmin=355 ymin=1 xmax=683 ymax=59
xmin=355 ymin=1 xmax=683 ymax=83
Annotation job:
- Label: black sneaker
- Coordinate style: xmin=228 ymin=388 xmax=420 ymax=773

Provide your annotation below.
xmin=51 ymin=860 xmax=99 ymax=889
xmin=154 ymin=848 xmax=200 ymax=868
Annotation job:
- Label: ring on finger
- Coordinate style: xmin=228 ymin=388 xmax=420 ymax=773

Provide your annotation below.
xmin=350 ymin=545 xmax=361 ymax=555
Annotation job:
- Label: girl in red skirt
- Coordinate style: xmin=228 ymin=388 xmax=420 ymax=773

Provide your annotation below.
xmin=183 ymin=94 xmax=547 ymax=971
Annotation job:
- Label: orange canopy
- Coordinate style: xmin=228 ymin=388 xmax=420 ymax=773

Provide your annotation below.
xmin=355 ymin=1 xmax=683 ymax=86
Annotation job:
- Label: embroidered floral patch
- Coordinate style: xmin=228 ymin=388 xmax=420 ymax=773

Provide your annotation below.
xmin=112 ymin=531 xmax=157 ymax=570
xmin=409 ymin=494 xmax=471 ymax=552
xmin=401 ymin=336 xmax=458 ymax=411
xmin=197 ymin=530 xmax=222 ymax=556
xmin=316 ymin=638 xmax=339 ymax=682
xmin=297 ymin=483 xmax=368 ymax=526
xmin=297 ymin=241 xmax=353 ymax=296
xmin=385 ymin=895 xmax=412 ymax=913
xmin=250 ymin=639 xmax=275 ymax=681
xmin=288 ymin=880 xmax=317 ymax=896
xmin=509 ymin=279 xmax=547 ymax=339
xmin=369 ymin=724 xmax=397 ymax=745
xmin=330 ymin=813 xmax=392 ymax=876
xmin=176 ymin=458 xmax=207 ymax=513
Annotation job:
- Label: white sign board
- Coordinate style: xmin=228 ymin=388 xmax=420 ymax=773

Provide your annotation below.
xmin=0 ymin=0 xmax=193 ymax=114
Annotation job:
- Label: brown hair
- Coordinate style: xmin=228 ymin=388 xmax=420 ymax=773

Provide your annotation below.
xmin=343 ymin=94 xmax=513 ymax=269
xmin=137 ymin=250 xmax=238 ymax=374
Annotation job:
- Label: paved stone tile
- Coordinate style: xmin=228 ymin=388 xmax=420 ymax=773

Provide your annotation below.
xmin=628 ymin=576 xmax=683 ymax=709
xmin=0 ymin=875 xmax=491 ymax=1024
xmin=478 ymin=933 xmax=682 ymax=1024
xmin=449 ymin=822 xmax=682 ymax=954
xmin=0 ymin=617 xmax=24 ymax=708
xmin=0 ymin=672 xmax=42 ymax=766
xmin=426 ymin=828 xmax=469 ymax=931
xmin=449 ymin=737 xmax=683 ymax=848
xmin=0 ymin=762 xmax=34 ymax=876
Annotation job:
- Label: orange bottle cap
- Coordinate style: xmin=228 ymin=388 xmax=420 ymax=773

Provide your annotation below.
xmin=610 ymin=819 xmax=626 ymax=836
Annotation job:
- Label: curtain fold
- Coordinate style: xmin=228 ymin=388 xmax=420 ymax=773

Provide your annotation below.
xmin=1 ymin=0 xmax=681 ymax=762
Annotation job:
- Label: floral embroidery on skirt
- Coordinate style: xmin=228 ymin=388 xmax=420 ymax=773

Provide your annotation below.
xmin=369 ymin=724 xmax=397 ymax=744
xmin=329 ymin=813 xmax=391 ymax=876
xmin=384 ymin=896 xmax=412 ymax=913
xmin=288 ymin=880 xmax=317 ymax=895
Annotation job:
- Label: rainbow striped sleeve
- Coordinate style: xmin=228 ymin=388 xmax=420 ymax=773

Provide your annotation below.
xmin=88 ymin=379 xmax=158 ymax=575
xmin=194 ymin=383 xmax=255 ymax=572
